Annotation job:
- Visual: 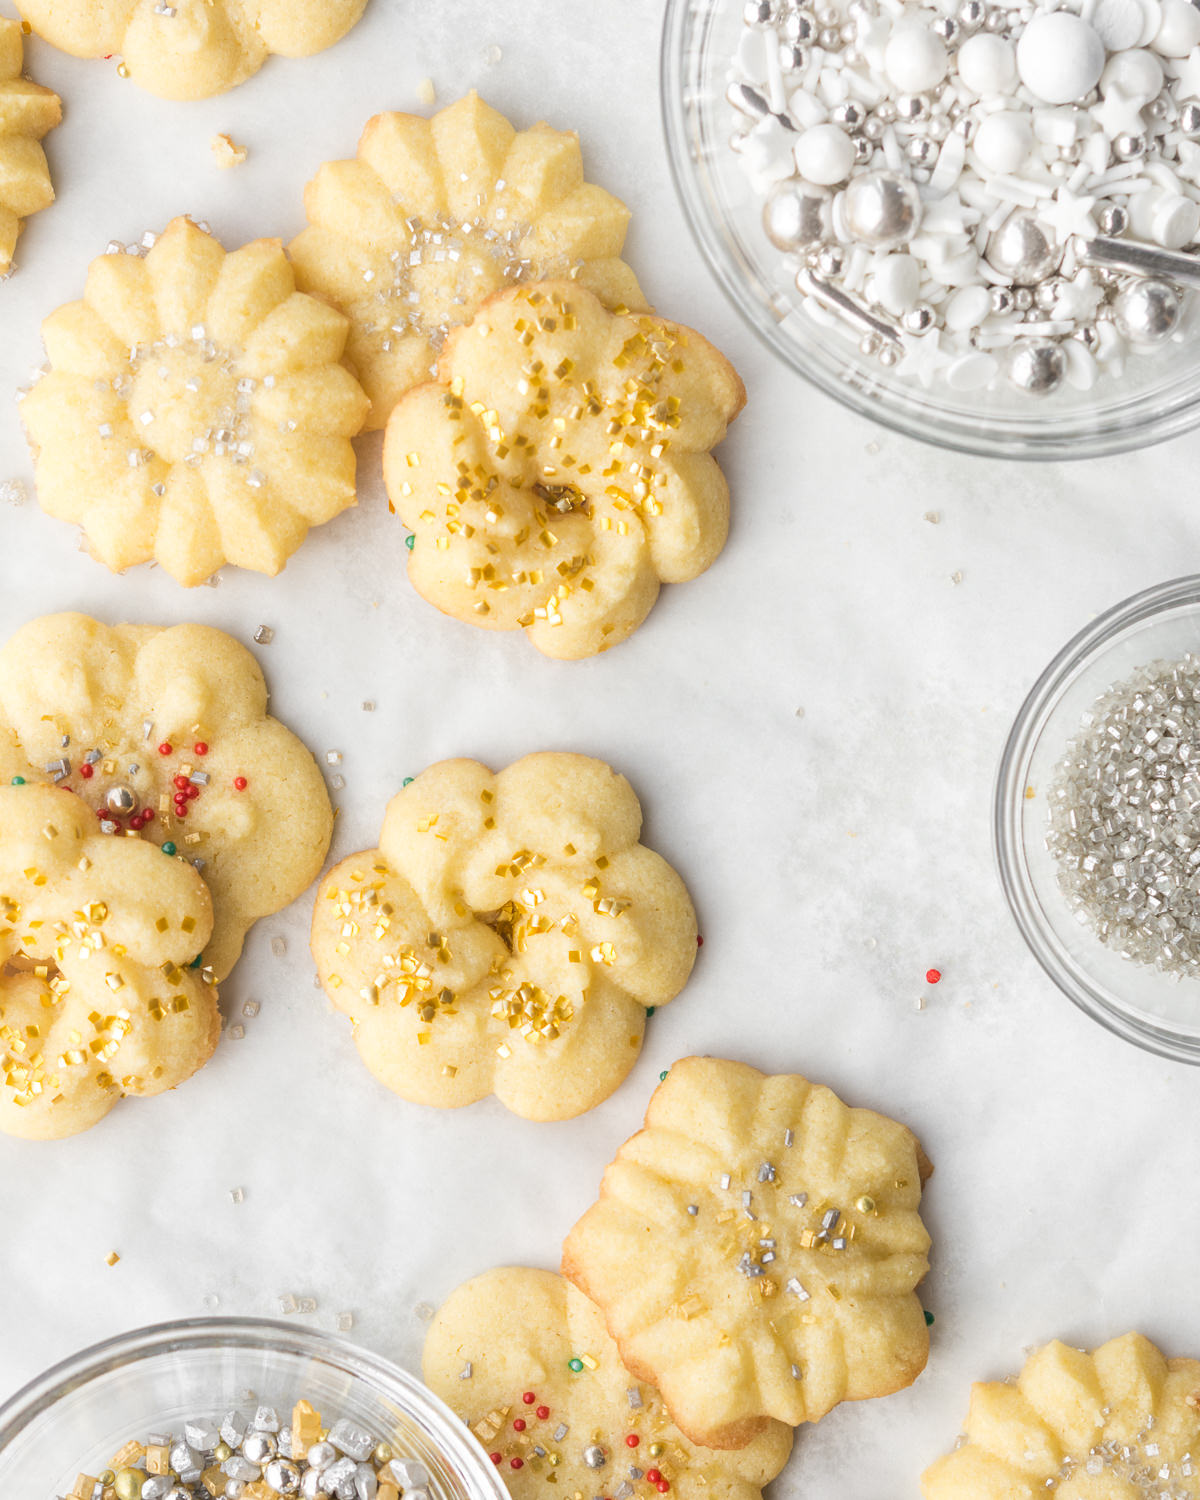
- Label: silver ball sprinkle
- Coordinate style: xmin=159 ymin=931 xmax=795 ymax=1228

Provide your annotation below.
xmin=1074 ymin=323 xmax=1100 ymax=351
xmin=583 ymin=1446 xmax=608 ymax=1470
xmin=779 ymin=42 xmax=808 ymax=67
xmin=814 ymin=244 xmax=846 ymax=276
xmin=243 ymin=1432 xmax=277 ymax=1465
xmin=902 ymin=303 xmax=936 ymax=332
xmin=839 ymin=20 xmax=857 ymax=41
xmin=265 ymin=1459 xmax=302 ymax=1495
xmin=106 ymin=784 xmax=138 ymax=816
xmin=1113 ymin=133 xmax=1145 ymax=161
xmin=1013 ymin=286 xmax=1034 ymax=310
xmin=906 ymin=136 xmax=938 ymax=166
xmin=1146 ymin=96 xmax=1169 ymax=120
xmin=874 ymin=98 xmax=897 ymax=123
xmin=1114 ymin=277 xmax=1181 ymax=342
xmin=1097 ymin=203 xmax=1129 ymax=236
xmin=985 ymin=6 xmax=1008 ymax=28
xmin=878 ymin=342 xmax=901 ymax=366
xmin=1180 ymin=102 xmax=1200 ymax=135
xmin=841 ymin=169 xmax=923 ymax=247
xmin=853 ymin=134 xmax=874 ymax=162
xmin=830 ymin=100 xmax=865 ymax=129
xmin=862 ymin=115 xmax=886 ymax=141
xmin=895 ymin=93 xmax=928 ymax=121
xmin=985 ymin=209 xmax=1060 ymax=284
xmin=990 ymin=286 xmax=1015 ymax=315
xmin=744 ymin=0 xmax=778 ymax=23
xmin=958 ymin=0 xmax=985 ymax=25
xmin=1005 ymin=338 xmax=1066 ymax=394
xmin=782 ymin=10 xmax=816 ymax=42
xmin=762 ymin=179 xmax=832 ymax=251
xmin=305 ymin=1442 xmax=337 ymax=1472
xmin=817 ymin=5 xmax=838 ymax=23
xmin=818 ymin=25 xmax=841 ymax=46
xmin=1035 ymin=279 xmax=1061 ymax=311
xmin=933 ymin=15 xmax=960 ymax=41
xmin=859 ymin=331 xmax=882 ymax=355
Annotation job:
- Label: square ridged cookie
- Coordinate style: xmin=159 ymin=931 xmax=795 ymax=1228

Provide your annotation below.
xmin=310 ymin=753 xmax=697 ymax=1120
xmin=563 ymin=1057 xmax=932 ymax=1448
xmin=289 ymin=92 xmax=647 ymax=428
xmin=424 ymin=1268 xmax=793 ymax=1500
xmin=19 ymin=216 xmax=370 ymax=585
xmin=923 ymin=1333 xmax=1200 ymax=1498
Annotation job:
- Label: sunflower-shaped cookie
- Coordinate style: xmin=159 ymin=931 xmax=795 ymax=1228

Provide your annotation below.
xmin=382 ymin=281 xmax=744 ymax=659
xmin=0 ymin=18 xmax=60 ymax=276
xmin=0 ymin=783 xmax=219 ymax=1139
xmin=310 ymin=753 xmax=697 ymax=1120
xmin=15 ymin=0 xmax=367 ymax=100
xmin=562 ymin=1057 xmax=933 ymax=1449
xmin=424 ymin=1268 xmax=794 ymax=1500
xmin=0 ymin=613 xmax=333 ymax=980
xmin=19 ymin=216 xmax=370 ymax=585
xmin=923 ymin=1333 xmax=1200 ymax=1498
xmin=289 ymin=92 xmax=647 ymax=429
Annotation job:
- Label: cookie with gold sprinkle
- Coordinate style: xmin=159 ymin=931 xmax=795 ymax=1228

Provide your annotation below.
xmin=15 ymin=0 xmax=367 ymax=100
xmin=290 ymin=92 xmax=647 ymax=430
xmin=0 ymin=783 xmax=219 ymax=1139
xmin=562 ymin=1057 xmax=933 ymax=1449
xmin=0 ymin=612 xmax=333 ymax=981
xmin=0 ymin=18 xmax=60 ymax=275
xmin=424 ymin=1268 xmax=793 ymax=1500
xmin=309 ymin=753 xmax=697 ymax=1120
xmin=922 ymin=1333 xmax=1200 ymax=1499
xmin=19 ymin=216 xmax=370 ymax=586
xmin=382 ymin=280 xmax=744 ymax=659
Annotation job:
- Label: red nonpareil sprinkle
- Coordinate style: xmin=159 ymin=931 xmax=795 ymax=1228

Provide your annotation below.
xmin=489 ymin=1454 xmax=501 ymax=1466
xmin=696 ymin=934 xmax=704 ymax=947
xmin=536 ymin=1406 xmax=550 ymax=1420
xmin=174 ymin=803 xmax=188 ymax=819
xmin=510 ymin=1458 xmax=523 ymax=1470
xmin=512 ymin=1419 xmax=526 ymax=1432
xmin=626 ymin=1435 xmax=639 ymax=1448
xmin=79 ymin=763 xmax=94 ymax=780
xmin=233 ymin=776 xmax=248 ymax=791
xmin=185 ymin=783 xmax=199 ymax=800
xmin=926 ymin=968 xmax=942 ymax=984
xmin=174 ymin=775 xmax=190 ymax=791
xmin=656 ymin=1483 xmax=670 ymax=1493
xmin=522 ymin=1392 xmax=536 ymax=1405
xmin=157 ymin=742 xmax=172 ymax=756
xmin=646 ymin=1471 xmax=662 ymax=1484
xmin=194 ymin=742 xmax=208 ymax=756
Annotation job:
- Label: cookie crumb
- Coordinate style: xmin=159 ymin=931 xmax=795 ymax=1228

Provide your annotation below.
xmin=416 ymin=77 xmax=436 ymax=108
xmin=211 ymin=133 xmax=248 ymax=169
xmin=0 ymin=479 xmax=27 ymax=506
xmin=106 ymin=1250 xmax=121 ymax=1267
xmin=923 ymin=510 xmax=940 ymax=524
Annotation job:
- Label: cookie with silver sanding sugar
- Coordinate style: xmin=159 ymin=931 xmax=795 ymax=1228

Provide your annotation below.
xmin=14 ymin=0 xmax=367 ymax=99
xmin=289 ymin=91 xmax=648 ymax=430
xmin=0 ymin=18 xmax=60 ymax=276
xmin=309 ymin=753 xmax=697 ymax=1120
xmin=562 ymin=1056 xmax=933 ymax=1449
xmin=423 ymin=1268 xmax=793 ymax=1500
xmin=19 ymin=216 xmax=370 ymax=586
xmin=922 ymin=1332 xmax=1200 ymax=1498
xmin=382 ymin=281 xmax=745 ymax=659
xmin=0 ymin=612 xmax=333 ymax=984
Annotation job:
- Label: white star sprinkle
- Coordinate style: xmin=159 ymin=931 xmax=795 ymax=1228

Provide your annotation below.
xmin=1040 ymin=186 xmax=1099 ymax=243
xmin=1090 ymin=84 xmax=1148 ymax=141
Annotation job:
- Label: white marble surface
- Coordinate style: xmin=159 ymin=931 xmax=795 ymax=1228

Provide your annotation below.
xmin=1 ymin=2 xmax=1199 ymax=1495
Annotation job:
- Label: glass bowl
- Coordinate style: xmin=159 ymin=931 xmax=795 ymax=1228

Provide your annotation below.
xmin=661 ymin=0 xmax=1200 ymax=460
xmin=0 ymin=1317 xmax=508 ymax=1500
xmin=995 ymin=576 xmax=1200 ymax=1064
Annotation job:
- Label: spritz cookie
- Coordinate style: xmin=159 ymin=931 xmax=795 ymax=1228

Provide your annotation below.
xmin=310 ymin=753 xmax=697 ymax=1121
xmin=15 ymin=0 xmax=367 ymax=100
xmin=382 ymin=282 xmax=745 ymax=659
xmin=922 ymin=1332 xmax=1200 ymax=1499
xmin=0 ymin=17 xmax=60 ymax=275
xmin=0 ymin=612 xmax=333 ymax=980
xmin=424 ymin=1268 xmax=794 ymax=1500
xmin=0 ymin=783 xmax=219 ymax=1139
xmin=19 ymin=216 xmax=370 ymax=585
xmin=562 ymin=1057 xmax=933 ymax=1449
xmin=289 ymin=92 xmax=647 ymax=429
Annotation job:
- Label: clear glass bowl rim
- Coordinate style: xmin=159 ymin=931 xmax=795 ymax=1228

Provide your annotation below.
xmin=659 ymin=0 xmax=1200 ymax=462
xmin=994 ymin=573 xmax=1200 ymax=1065
xmin=0 ymin=1315 xmax=508 ymax=1500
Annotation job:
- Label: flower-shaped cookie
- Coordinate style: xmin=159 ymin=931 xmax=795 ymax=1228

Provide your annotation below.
xmin=310 ymin=753 xmax=697 ymax=1120
xmin=0 ymin=613 xmax=333 ymax=980
xmin=922 ymin=1333 xmax=1200 ymax=1499
xmin=0 ymin=18 xmax=60 ymax=275
xmin=382 ymin=281 xmax=744 ymax=659
xmin=0 ymin=783 xmax=219 ymax=1139
xmin=289 ymin=92 xmax=648 ymax=429
xmin=424 ymin=1268 xmax=794 ymax=1500
xmin=19 ymin=216 xmax=370 ymax=585
xmin=562 ymin=1057 xmax=933 ymax=1449
xmin=15 ymin=0 xmax=367 ymax=100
